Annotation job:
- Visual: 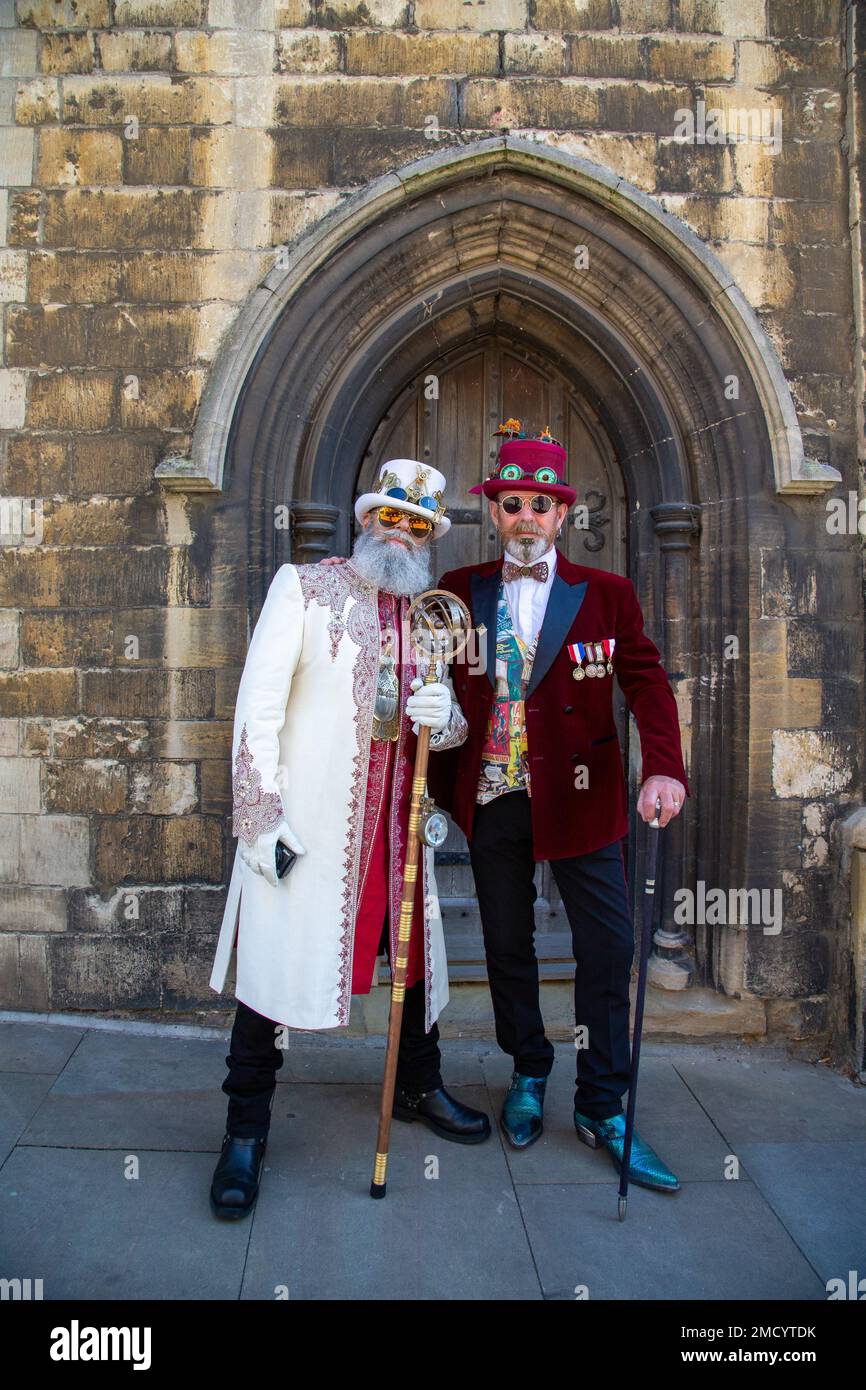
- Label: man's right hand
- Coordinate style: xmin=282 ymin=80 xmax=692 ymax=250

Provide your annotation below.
xmin=238 ymin=821 xmax=306 ymax=887
xmin=317 ymin=556 xmax=346 ymax=566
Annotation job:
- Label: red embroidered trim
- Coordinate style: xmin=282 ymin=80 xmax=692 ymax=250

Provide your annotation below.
xmin=335 ymin=589 xmax=380 ymax=1023
xmin=422 ymin=845 xmax=433 ymax=1032
xmin=356 ymin=591 xmax=397 ymax=905
xmin=232 ymin=722 xmax=284 ymax=846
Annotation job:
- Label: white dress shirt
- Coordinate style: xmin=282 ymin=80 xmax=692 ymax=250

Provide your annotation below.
xmin=503 ymin=544 xmax=557 ymax=648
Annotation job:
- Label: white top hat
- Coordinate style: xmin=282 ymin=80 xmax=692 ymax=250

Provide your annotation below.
xmin=354 ymin=459 xmax=451 ymax=538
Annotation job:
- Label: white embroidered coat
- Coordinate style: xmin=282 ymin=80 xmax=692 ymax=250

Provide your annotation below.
xmin=209 ymin=560 xmax=467 ymax=1031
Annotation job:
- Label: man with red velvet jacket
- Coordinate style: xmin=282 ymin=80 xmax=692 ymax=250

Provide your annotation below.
xmin=426 ymin=422 xmax=690 ymax=1194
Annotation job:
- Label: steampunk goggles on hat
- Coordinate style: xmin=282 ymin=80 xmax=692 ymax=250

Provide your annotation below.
xmin=496 ymin=462 xmax=561 ymax=485
xmin=470 ymin=420 xmax=577 ymax=505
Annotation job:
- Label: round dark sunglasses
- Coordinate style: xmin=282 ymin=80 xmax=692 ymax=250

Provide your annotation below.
xmin=499 ymin=494 xmax=556 ymax=515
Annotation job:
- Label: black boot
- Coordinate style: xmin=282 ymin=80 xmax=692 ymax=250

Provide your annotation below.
xmin=393 ymin=1083 xmax=491 ymax=1144
xmin=209 ymin=1134 xmax=267 ymax=1220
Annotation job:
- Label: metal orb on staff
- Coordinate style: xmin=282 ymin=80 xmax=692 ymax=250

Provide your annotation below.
xmin=370 ymin=588 xmax=473 ymax=1199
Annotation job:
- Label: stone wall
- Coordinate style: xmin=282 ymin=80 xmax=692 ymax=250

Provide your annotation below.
xmin=0 ymin=0 xmax=862 ymax=1058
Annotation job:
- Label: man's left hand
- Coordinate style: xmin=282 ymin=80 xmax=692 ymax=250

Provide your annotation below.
xmin=406 ymin=678 xmax=451 ymax=732
xmin=638 ymin=776 xmax=685 ymax=827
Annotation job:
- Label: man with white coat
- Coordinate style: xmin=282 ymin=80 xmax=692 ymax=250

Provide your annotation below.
xmin=208 ymin=460 xmax=490 ymax=1219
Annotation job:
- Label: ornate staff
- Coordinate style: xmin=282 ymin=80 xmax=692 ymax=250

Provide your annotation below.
xmin=618 ymin=797 xmax=663 ymax=1221
xmin=370 ymin=588 xmax=473 ymax=1200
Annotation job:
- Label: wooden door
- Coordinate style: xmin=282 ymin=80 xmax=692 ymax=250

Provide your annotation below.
xmin=357 ymin=336 xmax=630 ymax=979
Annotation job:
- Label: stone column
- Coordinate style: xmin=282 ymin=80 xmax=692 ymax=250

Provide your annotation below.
xmin=648 ymin=501 xmax=701 ymax=990
xmin=288 ymin=502 xmax=342 ymax=565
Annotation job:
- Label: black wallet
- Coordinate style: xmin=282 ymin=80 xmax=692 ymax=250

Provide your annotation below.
xmin=275 ymin=840 xmax=297 ymax=879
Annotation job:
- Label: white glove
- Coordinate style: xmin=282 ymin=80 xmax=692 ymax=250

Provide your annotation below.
xmin=405 ymin=677 xmax=452 ymax=733
xmin=238 ymin=820 xmax=305 ymax=889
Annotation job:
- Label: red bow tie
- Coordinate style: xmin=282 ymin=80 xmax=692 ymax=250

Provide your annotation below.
xmin=503 ymin=560 xmax=549 ymax=583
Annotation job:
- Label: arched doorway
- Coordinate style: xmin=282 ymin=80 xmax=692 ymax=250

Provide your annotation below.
xmin=178 ymin=137 xmax=838 ymax=1002
xmin=360 ymin=333 xmax=630 ymax=978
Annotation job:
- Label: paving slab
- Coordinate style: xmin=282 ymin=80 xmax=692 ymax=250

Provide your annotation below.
xmin=0 ymin=1020 xmax=86 ymax=1075
xmin=669 ymin=1053 xmax=866 ymax=1144
xmin=734 ymin=1141 xmax=866 ymax=1286
xmin=243 ymin=1148 xmax=540 ymax=1301
xmin=516 ymin=1180 xmax=827 ymax=1301
xmin=17 ymin=1030 xmax=231 ymax=1152
xmin=0 ymin=1146 xmax=250 ymax=1301
xmin=0 ymin=1072 xmax=57 ymax=1167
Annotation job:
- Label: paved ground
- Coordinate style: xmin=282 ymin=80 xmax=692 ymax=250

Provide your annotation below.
xmin=0 ymin=1015 xmax=864 ymax=1301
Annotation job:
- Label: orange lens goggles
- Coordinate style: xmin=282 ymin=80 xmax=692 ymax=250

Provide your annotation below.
xmin=376 ymin=506 xmax=433 ymax=536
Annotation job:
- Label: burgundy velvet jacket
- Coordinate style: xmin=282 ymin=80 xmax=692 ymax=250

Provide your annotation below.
xmin=426 ymin=549 xmax=690 ymax=861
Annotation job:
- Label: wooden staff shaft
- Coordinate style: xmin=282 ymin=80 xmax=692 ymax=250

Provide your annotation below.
xmin=370 ymin=727 xmax=431 ymax=1199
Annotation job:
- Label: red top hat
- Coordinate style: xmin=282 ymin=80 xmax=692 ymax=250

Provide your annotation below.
xmin=470 ymin=420 xmax=576 ymax=505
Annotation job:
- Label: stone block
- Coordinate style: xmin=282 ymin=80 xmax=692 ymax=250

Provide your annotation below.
xmin=16 ymin=0 xmax=110 ymax=24
xmin=0 ymin=884 xmax=67 ymax=930
xmin=0 ymin=126 xmax=35 ymax=185
xmin=43 ymin=759 xmax=128 ymax=814
xmin=0 ymin=609 xmax=19 ymax=666
xmin=93 ymin=814 xmax=223 ymax=885
xmin=277 ymin=29 xmax=342 ymax=74
xmin=129 ymin=762 xmax=198 ymax=815
xmin=81 ymin=669 xmax=214 ymax=719
xmin=48 ymin=933 xmax=162 ymax=1009
xmin=772 ymin=730 xmax=856 ymax=799
xmin=67 ymin=883 xmax=184 ymax=932
xmin=97 ymin=30 xmax=175 ymax=71
xmin=40 ymin=31 xmax=96 ymax=74
xmin=69 ymin=433 xmax=159 ymax=495
xmin=0 ymin=754 xmax=40 ymax=812
xmin=29 ymin=251 xmax=121 ymax=303
xmin=26 ymin=369 xmax=114 ymax=428
xmin=123 ymin=127 xmax=191 ymax=185
xmin=61 ymin=74 xmax=232 ymax=126
xmin=20 ymin=812 xmax=90 ymax=886
xmin=47 ymin=716 xmax=153 ymax=760
xmin=0 ymin=668 xmax=77 ymax=715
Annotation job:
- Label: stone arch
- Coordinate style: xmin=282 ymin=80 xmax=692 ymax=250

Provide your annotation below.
xmin=164 ymin=134 xmax=837 ymax=507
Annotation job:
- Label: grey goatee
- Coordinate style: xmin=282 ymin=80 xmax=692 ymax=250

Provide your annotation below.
xmin=503 ymin=528 xmax=550 ymax=566
xmin=350 ymin=525 xmax=435 ymax=596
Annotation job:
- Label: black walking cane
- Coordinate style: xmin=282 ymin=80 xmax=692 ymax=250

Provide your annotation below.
xmin=618 ymin=796 xmax=662 ymax=1221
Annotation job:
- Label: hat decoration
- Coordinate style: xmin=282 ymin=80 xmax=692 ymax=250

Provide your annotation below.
xmin=470 ymin=419 xmax=576 ymax=505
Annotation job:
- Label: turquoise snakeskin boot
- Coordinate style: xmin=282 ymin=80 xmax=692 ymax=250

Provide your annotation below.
xmin=574 ymin=1108 xmax=680 ymax=1192
xmin=501 ymin=1073 xmax=547 ymax=1149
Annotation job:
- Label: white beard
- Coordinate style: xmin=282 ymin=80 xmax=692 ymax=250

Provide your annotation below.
xmin=350 ymin=525 xmax=435 ymax=596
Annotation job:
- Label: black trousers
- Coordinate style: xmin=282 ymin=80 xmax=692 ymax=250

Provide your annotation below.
xmin=468 ymin=790 xmax=634 ymax=1121
xmin=221 ymin=920 xmax=443 ymax=1138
